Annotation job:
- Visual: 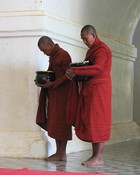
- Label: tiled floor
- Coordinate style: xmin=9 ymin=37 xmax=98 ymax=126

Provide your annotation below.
xmin=0 ymin=139 xmax=140 ymax=175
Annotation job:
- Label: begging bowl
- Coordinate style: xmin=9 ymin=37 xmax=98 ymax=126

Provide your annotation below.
xmin=35 ymin=70 xmax=55 ymax=84
xmin=70 ymin=61 xmax=91 ymax=81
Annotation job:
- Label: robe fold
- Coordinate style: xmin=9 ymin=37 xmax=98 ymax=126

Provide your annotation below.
xmin=67 ymin=36 xmax=112 ymax=143
xmin=36 ymin=88 xmax=48 ymax=131
xmin=36 ymin=44 xmax=72 ymax=140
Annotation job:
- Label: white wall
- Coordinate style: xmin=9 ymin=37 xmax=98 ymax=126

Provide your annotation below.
xmin=133 ymin=20 xmax=140 ymax=125
xmin=44 ymin=0 xmax=140 ymax=43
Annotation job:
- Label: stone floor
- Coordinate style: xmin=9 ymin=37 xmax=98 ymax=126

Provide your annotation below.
xmin=0 ymin=139 xmax=140 ymax=175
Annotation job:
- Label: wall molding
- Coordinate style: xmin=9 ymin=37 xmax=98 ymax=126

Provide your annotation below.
xmin=0 ymin=10 xmax=137 ymax=61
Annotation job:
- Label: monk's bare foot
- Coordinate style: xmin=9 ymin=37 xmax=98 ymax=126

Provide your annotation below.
xmin=81 ymin=156 xmax=93 ymax=165
xmin=81 ymin=156 xmax=104 ymax=167
xmin=44 ymin=153 xmax=67 ymax=161
xmin=44 ymin=154 xmax=55 ymax=161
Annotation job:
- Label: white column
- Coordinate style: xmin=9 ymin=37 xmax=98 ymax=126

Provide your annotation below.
xmin=0 ymin=0 xmax=49 ymax=158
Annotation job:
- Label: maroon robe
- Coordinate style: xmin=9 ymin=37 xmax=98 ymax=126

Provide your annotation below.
xmin=36 ymin=44 xmax=72 ymax=140
xmin=67 ymin=36 xmax=112 ymax=143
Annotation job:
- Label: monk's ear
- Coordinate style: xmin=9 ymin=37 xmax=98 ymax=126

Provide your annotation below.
xmin=92 ymin=33 xmax=96 ymax=39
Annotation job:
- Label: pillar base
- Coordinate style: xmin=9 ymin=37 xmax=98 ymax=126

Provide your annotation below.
xmin=0 ymin=130 xmax=48 ymax=158
xmin=109 ymin=121 xmax=140 ymax=144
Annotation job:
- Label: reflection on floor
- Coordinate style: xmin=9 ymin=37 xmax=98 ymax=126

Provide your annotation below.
xmin=0 ymin=139 xmax=140 ymax=175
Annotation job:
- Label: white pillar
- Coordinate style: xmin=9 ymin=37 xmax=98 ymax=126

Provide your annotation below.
xmin=0 ymin=0 xmax=50 ymax=158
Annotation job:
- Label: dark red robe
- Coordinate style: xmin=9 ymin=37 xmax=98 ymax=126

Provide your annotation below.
xmin=36 ymin=44 xmax=72 ymax=140
xmin=67 ymin=36 xmax=112 ymax=143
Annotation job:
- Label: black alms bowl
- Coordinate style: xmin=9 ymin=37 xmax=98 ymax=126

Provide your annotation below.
xmin=35 ymin=70 xmax=55 ymax=84
xmin=70 ymin=61 xmax=91 ymax=81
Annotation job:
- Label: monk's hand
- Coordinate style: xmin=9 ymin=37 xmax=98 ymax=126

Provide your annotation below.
xmin=35 ymin=78 xmax=54 ymax=88
xmin=66 ymin=68 xmax=76 ymax=80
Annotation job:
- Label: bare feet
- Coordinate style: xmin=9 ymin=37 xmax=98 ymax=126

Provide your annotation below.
xmin=44 ymin=153 xmax=67 ymax=161
xmin=81 ymin=155 xmax=93 ymax=165
xmin=81 ymin=156 xmax=104 ymax=167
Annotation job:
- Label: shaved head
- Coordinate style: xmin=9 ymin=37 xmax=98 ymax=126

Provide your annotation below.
xmin=38 ymin=36 xmax=55 ymax=56
xmin=81 ymin=25 xmax=96 ymax=35
xmin=38 ymin=36 xmax=54 ymax=47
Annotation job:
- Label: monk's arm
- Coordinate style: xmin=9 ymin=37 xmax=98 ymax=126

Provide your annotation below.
xmin=53 ymin=57 xmax=71 ymax=88
xmin=73 ymin=50 xmax=108 ymax=77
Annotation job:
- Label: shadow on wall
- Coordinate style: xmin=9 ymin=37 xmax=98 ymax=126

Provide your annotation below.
xmin=132 ymin=19 xmax=140 ymax=126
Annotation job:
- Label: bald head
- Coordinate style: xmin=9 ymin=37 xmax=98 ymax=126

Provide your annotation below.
xmin=81 ymin=25 xmax=96 ymax=35
xmin=80 ymin=25 xmax=97 ymax=48
xmin=38 ymin=36 xmax=54 ymax=47
xmin=38 ymin=36 xmax=55 ymax=56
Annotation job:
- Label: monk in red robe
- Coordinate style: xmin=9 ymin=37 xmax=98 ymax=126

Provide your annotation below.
xmin=35 ymin=36 xmax=72 ymax=161
xmin=66 ymin=25 xmax=112 ymax=167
